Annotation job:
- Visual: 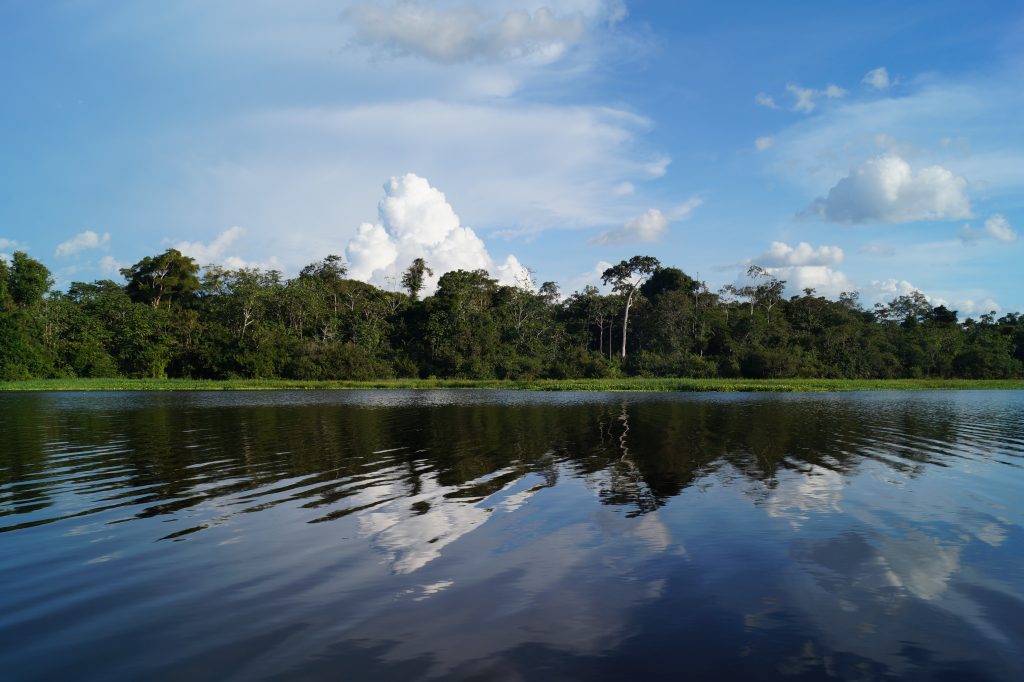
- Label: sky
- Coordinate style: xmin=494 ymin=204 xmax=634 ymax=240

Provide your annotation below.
xmin=1 ymin=0 xmax=1022 ymax=314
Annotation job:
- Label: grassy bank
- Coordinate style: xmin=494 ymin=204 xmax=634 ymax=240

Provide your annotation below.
xmin=1 ymin=377 xmax=1022 ymax=393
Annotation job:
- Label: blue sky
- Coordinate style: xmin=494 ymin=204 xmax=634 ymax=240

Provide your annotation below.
xmin=1 ymin=0 xmax=1022 ymax=313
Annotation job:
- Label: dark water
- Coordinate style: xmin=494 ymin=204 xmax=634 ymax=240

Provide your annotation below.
xmin=1 ymin=391 xmax=1023 ymax=681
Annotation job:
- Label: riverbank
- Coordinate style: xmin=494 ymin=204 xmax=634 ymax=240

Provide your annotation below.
xmin=1 ymin=377 xmax=1023 ymax=392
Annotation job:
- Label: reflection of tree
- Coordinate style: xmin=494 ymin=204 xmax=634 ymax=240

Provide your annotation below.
xmin=587 ymin=402 xmax=659 ymax=516
xmin=0 ymin=393 xmax=1010 ymax=534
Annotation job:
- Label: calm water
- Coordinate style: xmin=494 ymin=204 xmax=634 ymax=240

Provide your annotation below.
xmin=1 ymin=391 xmax=1023 ymax=681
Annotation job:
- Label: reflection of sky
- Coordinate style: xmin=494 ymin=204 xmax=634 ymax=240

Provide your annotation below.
xmin=357 ymin=468 xmax=546 ymax=575
xmin=706 ymin=453 xmax=1024 ymax=678
xmin=3 ymin=391 xmax=1024 ymax=680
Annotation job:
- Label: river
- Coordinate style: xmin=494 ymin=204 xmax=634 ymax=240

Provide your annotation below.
xmin=1 ymin=390 xmax=1022 ymax=680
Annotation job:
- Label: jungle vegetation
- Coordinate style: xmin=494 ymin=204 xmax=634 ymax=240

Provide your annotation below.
xmin=0 ymin=250 xmax=1021 ymax=381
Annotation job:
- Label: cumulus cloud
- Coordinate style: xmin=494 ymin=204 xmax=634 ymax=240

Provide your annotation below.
xmin=749 ymin=241 xmax=844 ymax=267
xmin=754 ymin=136 xmax=775 ymax=152
xmin=866 ymin=278 xmax=1000 ymax=315
xmin=949 ymin=297 xmax=1000 ymax=315
xmin=867 ymin=278 xmax=917 ymax=302
xmin=862 ymin=66 xmax=891 ymax=90
xmin=344 ymin=173 xmax=528 ymax=295
xmin=344 ymin=2 xmax=597 ymax=65
xmin=754 ymin=92 xmax=778 ymax=109
xmin=55 ymin=230 xmax=110 ymax=257
xmin=768 ymin=74 xmax=1024 ymax=196
xmin=772 ymin=266 xmax=854 ymax=297
xmin=740 ymin=241 xmax=851 ymax=297
xmin=808 ymin=155 xmax=971 ymax=224
xmin=173 ymin=226 xmax=245 ymax=265
xmin=0 ymin=238 xmax=21 ymax=255
xmin=786 ymin=83 xmax=847 ymax=112
xmin=217 ymin=100 xmax=667 ymax=261
xmin=736 ymin=265 xmax=853 ymax=299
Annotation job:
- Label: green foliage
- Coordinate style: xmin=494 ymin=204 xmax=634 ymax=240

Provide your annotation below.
xmin=0 ymin=250 xmax=1021 ymax=383
xmin=8 ymin=252 xmax=53 ymax=308
xmin=121 ymin=249 xmax=200 ymax=309
xmin=0 ymin=258 xmax=13 ymax=311
xmin=401 ymin=258 xmax=433 ymax=301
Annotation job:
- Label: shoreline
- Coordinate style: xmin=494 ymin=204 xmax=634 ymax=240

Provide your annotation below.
xmin=1 ymin=378 xmax=1023 ymax=393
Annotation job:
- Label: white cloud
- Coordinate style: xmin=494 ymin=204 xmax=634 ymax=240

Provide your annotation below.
xmin=344 ymin=173 xmax=527 ymax=295
xmin=862 ymin=66 xmax=890 ymax=91
xmin=768 ymin=74 xmax=1024 ymax=196
xmin=786 ymin=83 xmax=847 ymax=113
xmin=189 ymin=100 xmax=668 ymax=267
xmin=950 ymin=297 xmax=1001 ymax=315
xmin=173 ymin=226 xmax=245 ymax=265
xmin=983 ymin=214 xmax=1017 ymax=243
xmin=589 ymin=197 xmax=701 ymax=246
xmin=773 ymin=266 xmax=854 ymax=297
xmin=98 ymin=255 xmax=123 ymax=276
xmin=565 ymin=260 xmax=614 ymax=295
xmin=750 ymin=241 xmax=844 ymax=267
xmin=643 ymin=156 xmax=671 ymax=178
xmin=823 ymin=84 xmax=847 ymax=99
xmin=808 ymin=155 xmax=971 ymax=224
xmin=344 ymin=2 xmax=597 ymax=65
xmin=590 ymin=208 xmax=668 ymax=245
xmin=612 ymin=181 xmax=635 ymax=196
xmin=670 ymin=196 xmax=702 ymax=220
xmin=754 ymin=92 xmax=778 ymax=109
xmin=868 ymin=278 xmax=917 ymax=302
xmin=55 ymin=230 xmax=110 ymax=257
xmin=866 ymin=278 xmax=1000 ymax=314
xmin=754 ymin=136 xmax=775 ymax=151
xmin=858 ymin=243 xmax=895 ymax=257
xmin=737 ymin=263 xmax=854 ymax=299
xmin=959 ymin=215 xmax=1017 ymax=244
xmin=741 ymin=241 xmax=851 ymax=297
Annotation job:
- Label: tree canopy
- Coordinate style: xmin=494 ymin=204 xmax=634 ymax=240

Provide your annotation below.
xmin=0 ymin=250 xmax=1021 ymax=382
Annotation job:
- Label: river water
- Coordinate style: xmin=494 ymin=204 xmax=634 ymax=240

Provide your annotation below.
xmin=1 ymin=390 xmax=1023 ymax=680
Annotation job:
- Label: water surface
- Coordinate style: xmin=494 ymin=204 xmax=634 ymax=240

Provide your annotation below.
xmin=1 ymin=390 xmax=1023 ymax=680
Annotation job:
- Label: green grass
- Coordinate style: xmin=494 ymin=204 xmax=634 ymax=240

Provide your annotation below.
xmin=1 ymin=377 xmax=1022 ymax=392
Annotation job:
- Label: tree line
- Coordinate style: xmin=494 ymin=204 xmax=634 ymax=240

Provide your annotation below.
xmin=1 ymin=249 xmax=1021 ymax=381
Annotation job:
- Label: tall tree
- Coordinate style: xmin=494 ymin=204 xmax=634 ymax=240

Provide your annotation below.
xmin=121 ymin=249 xmax=200 ymax=309
xmin=601 ymin=255 xmax=660 ymax=358
xmin=299 ymin=254 xmax=348 ymax=316
xmin=401 ymin=258 xmax=433 ymax=301
xmin=747 ymin=265 xmax=786 ymax=325
xmin=0 ymin=257 xmax=13 ymax=311
xmin=8 ymin=251 xmax=53 ymax=308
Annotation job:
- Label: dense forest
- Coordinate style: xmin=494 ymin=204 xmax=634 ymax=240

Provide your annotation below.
xmin=0 ymin=249 xmax=1021 ymax=381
